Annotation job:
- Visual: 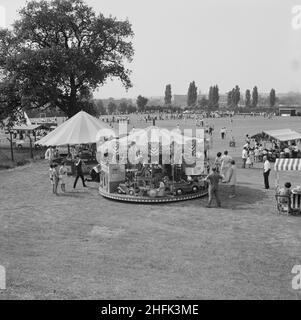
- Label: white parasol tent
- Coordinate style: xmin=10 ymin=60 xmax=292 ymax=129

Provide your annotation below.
xmin=274 ymin=158 xmax=301 ymax=187
xmin=35 ymin=111 xmax=114 ymax=146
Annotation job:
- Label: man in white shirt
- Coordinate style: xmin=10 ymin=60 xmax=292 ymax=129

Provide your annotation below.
xmin=45 ymin=146 xmax=55 ymax=162
xmin=263 ymin=156 xmax=271 ymax=189
xmin=241 ymin=147 xmax=248 ymax=168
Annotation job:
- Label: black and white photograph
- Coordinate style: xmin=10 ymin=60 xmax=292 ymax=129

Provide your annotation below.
xmin=1 ymin=0 xmax=301 ymax=304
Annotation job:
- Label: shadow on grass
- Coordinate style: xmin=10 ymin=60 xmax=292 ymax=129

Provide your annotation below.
xmin=165 ymin=184 xmax=267 ymax=211
xmin=58 ymin=191 xmax=89 ymax=198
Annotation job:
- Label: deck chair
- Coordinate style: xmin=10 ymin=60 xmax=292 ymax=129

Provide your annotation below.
xmin=275 ymin=194 xmax=300 ymax=215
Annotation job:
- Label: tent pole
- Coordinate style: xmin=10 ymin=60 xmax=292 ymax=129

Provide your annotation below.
xmin=9 ymin=131 xmax=14 ymax=162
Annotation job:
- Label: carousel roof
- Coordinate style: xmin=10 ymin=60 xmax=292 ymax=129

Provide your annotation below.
xmin=35 ymin=111 xmax=113 ymax=146
xmin=274 ymin=158 xmax=301 ymax=171
xmin=98 ymin=125 xmax=204 ymax=165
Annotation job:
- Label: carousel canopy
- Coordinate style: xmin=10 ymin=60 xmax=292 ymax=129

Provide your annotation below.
xmin=35 ymin=111 xmax=113 ymax=146
xmin=98 ymin=125 xmax=204 ymax=165
xmin=252 ymin=129 xmax=301 ymax=142
xmin=274 ymin=158 xmax=301 ymax=171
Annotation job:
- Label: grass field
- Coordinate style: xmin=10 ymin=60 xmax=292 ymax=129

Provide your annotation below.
xmin=1 ymin=115 xmax=301 ymax=300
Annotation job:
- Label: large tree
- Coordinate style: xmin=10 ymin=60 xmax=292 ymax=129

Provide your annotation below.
xmin=0 ymin=0 xmax=134 ymax=118
xmin=164 ymin=84 xmax=172 ymax=106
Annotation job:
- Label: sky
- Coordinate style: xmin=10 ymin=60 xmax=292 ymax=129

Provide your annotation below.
xmin=0 ymin=0 xmax=301 ymax=99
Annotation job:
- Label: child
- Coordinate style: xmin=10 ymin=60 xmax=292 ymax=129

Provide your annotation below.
xmin=254 ymin=147 xmax=259 ymax=163
xmin=249 ymin=149 xmax=255 ymax=168
xmin=59 ymin=162 xmax=68 ymax=192
xmin=52 ymin=163 xmax=60 ymax=195
xmin=246 ymin=151 xmax=253 ymax=169
xmin=49 ymin=164 xmax=55 ymax=193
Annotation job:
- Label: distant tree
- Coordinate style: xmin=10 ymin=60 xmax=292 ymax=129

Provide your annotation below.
xmin=245 ymin=89 xmax=251 ymax=107
xmin=252 ymin=86 xmax=259 ymax=107
xmin=270 ymin=88 xmax=276 ymax=107
xmin=164 ymin=84 xmax=172 ymax=106
xmin=208 ymin=85 xmax=219 ymax=109
xmin=94 ymin=100 xmax=107 ymax=115
xmin=107 ymin=101 xmax=117 ymax=114
xmin=198 ymin=95 xmax=208 ymax=108
xmin=127 ymin=104 xmax=137 ymax=113
xmin=136 ymin=95 xmax=148 ymax=112
xmin=187 ymin=81 xmax=198 ymax=107
xmin=227 ymin=91 xmax=233 ymax=107
xmin=233 ymin=85 xmax=240 ymax=107
xmin=118 ymin=101 xmax=128 ymax=114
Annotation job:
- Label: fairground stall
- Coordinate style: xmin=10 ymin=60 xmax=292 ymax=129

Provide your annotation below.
xmin=251 ymin=129 xmax=301 ymax=161
xmin=97 ymin=126 xmax=209 ymax=203
xmin=36 ymin=111 xmax=114 ymax=176
xmin=274 ymin=158 xmax=301 ymax=215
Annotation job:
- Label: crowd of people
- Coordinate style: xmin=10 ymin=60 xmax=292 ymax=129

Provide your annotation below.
xmin=45 ymin=145 xmax=98 ymax=195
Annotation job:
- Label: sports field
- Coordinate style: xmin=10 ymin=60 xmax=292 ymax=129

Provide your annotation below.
xmin=1 ymin=115 xmax=301 ymax=299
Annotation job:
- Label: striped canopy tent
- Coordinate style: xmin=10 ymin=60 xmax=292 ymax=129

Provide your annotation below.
xmin=98 ymin=126 xmax=204 ymax=165
xmin=35 ymin=111 xmax=114 ymax=146
xmin=274 ymin=158 xmax=301 ymax=187
xmin=252 ymin=129 xmax=301 ymax=143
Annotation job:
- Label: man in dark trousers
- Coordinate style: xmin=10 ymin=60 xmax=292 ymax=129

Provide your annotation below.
xmin=263 ymin=155 xmax=271 ymax=189
xmin=205 ymin=167 xmax=224 ymax=208
xmin=73 ymin=156 xmax=87 ymax=189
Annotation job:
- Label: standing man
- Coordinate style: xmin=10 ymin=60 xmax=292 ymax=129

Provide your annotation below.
xmin=263 ymin=155 xmax=271 ymax=189
xmin=242 ymin=147 xmax=248 ymax=169
xmin=73 ymin=156 xmax=87 ymax=189
xmin=205 ymin=167 xmax=224 ymax=208
xmin=227 ymin=160 xmax=237 ymax=198
xmin=45 ymin=146 xmax=55 ymax=163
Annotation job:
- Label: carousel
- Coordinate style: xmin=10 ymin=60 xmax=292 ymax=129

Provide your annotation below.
xmin=97 ymin=126 xmax=209 ymax=203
